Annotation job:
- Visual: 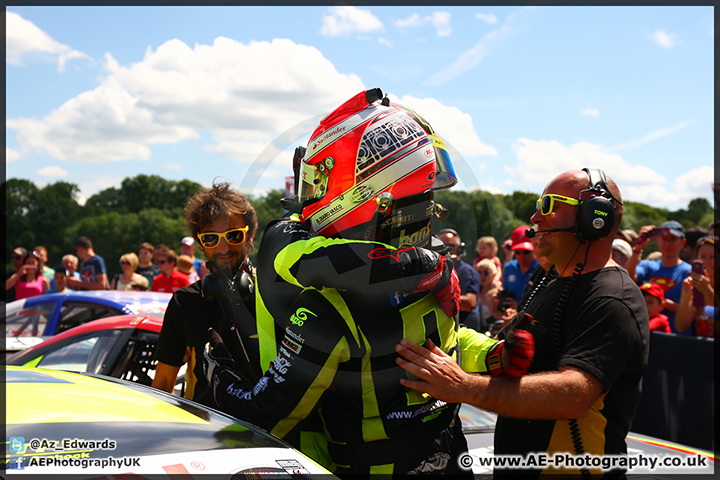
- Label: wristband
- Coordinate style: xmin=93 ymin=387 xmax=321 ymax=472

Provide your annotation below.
xmin=633 ymin=248 xmax=643 ymax=254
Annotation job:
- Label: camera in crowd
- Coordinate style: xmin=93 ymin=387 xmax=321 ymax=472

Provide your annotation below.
xmin=497 ymin=289 xmax=516 ymax=312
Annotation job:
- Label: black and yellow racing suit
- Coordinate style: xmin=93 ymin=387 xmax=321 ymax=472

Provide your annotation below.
xmin=217 ymin=286 xmax=497 ymax=476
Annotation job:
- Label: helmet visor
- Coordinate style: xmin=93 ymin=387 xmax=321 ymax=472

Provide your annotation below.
xmin=298 ymin=159 xmax=330 ymax=202
xmin=430 ymin=135 xmax=457 ymax=190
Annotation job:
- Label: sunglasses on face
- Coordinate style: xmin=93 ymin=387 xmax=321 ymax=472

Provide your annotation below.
xmin=157 ymin=260 xmax=168 ymax=265
xmin=536 ymin=194 xmax=580 ymax=216
xmin=119 ymin=261 xmax=131 ymax=266
xmin=515 ymin=250 xmax=533 ymax=255
xmin=197 ymin=225 xmax=249 ymax=249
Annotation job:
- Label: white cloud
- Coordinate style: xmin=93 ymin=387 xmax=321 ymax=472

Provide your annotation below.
xmin=6 ymin=11 xmax=91 ymax=72
xmin=622 ymin=167 xmax=714 ymax=208
xmin=475 ymin=13 xmax=498 ymax=24
xmin=7 ymin=37 xmax=364 ymax=163
xmin=396 ymin=13 xmax=424 ymax=28
xmin=649 ymin=28 xmax=678 ymax=48
xmin=395 ymin=11 xmax=452 ymax=37
xmin=608 ymin=120 xmax=695 ymax=152
xmin=390 ymin=94 xmax=498 ymax=158
xmin=672 ymin=166 xmax=715 ymax=203
xmin=423 ymin=9 xmax=524 ymax=86
xmin=163 ymin=162 xmax=183 ymax=170
xmin=377 ymin=38 xmax=393 ymax=47
xmin=38 ymin=166 xmax=69 ymax=178
xmin=508 ymin=139 xmax=713 ymax=208
xmin=430 ymin=12 xmax=452 ymax=37
xmin=6 ymin=147 xmax=22 ymax=162
xmin=582 ymin=107 xmax=600 ymax=117
xmin=511 ymin=138 xmax=667 ymax=200
xmin=321 ymin=6 xmax=383 ymax=37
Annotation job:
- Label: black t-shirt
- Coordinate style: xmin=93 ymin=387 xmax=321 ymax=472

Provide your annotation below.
xmin=495 ymin=266 xmax=649 ymax=477
xmin=155 ymin=279 xmax=260 ymax=409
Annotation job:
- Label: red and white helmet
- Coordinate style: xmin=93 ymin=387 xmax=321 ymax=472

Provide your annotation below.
xmin=294 ymin=88 xmax=457 ymax=242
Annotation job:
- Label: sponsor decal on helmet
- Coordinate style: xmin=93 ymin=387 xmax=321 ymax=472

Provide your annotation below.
xmin=289 ymin=307 xmax=316 ymax=327
xmin=399 ymin=224 xmax=432 ymax=246
xmin=351 ymin=185 xmax=375 ymax=204
xmin=310 ymin=125 xmax=347 ymax=152
xmin=380 ymin=212 xmax=415 ymax=229
xmin=315 ymin=203 xmax=344 ymax=226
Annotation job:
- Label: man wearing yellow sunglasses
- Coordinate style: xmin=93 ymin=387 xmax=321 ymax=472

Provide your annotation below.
xmin=153 ymin=182 xmax=261 ymax=409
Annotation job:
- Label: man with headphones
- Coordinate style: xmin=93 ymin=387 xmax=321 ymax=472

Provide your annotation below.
xmin=152 ymin=182 xmax=262 ymax=408
xmin=438 ymin=228 xmax=483 ymax=332
xmin=396 ymin=169 xmax=649 ymax=478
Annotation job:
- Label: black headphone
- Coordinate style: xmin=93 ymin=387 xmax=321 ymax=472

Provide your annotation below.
xmin=575 ymin=168 xmax=622 ymax=243
xmin=437 ymin=228 xmax=466 ymax=257
xmin=201 ymin=260 xmax=254 ymax=303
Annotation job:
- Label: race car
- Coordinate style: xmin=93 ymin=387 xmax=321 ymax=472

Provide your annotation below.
xmin=5 ymin=314 xmax=173 ymax=391
xmin=4 ymin=290 xmax=172 ymax=355
xmin=4 ymin=366 xmax=335 ymax=477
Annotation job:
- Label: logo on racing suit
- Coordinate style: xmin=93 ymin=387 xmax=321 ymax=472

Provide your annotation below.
xmin=282 ymin=335 xmax=303 ymax=355
xmin=289 ymin=307 xmax=316 ymax=327
xmin=367 ymin=245 xmax=415 ymax=263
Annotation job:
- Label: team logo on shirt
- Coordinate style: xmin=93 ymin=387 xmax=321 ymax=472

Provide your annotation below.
xmin=289 ymin=307 xmax=316 ymax=327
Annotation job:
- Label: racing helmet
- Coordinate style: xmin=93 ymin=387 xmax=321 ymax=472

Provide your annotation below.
xmin=292 ymin=88 xmax=457 ymax=242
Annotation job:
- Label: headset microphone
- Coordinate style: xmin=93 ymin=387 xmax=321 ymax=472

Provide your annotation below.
xmin=525 ymin=227 xmax=575 ymax=238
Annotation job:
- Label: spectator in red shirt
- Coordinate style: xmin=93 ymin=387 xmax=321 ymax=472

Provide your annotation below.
xmin=639 ymin=282 xmax=671 ymax=333
xmin=151 ymin=247 xmax=190 ymax=293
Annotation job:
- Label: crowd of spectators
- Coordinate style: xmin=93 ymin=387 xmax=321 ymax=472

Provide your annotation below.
xmin=463 ymin=218 xmax=716 ymax=339
xmin=4 ymin=236 xmax=206 ymax=302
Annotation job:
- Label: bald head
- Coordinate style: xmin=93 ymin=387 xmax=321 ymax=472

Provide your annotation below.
xmin=551 ymin=169 xmax=623 ymax=237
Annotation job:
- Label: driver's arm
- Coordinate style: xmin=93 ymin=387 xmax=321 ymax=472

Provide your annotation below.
xmin=152 ymin=362 xmax=181 ymax=393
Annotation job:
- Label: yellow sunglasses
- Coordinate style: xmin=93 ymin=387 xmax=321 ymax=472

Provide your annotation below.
xmin=536 ymin=194 xmax=580 ymax=215
xmin=197 ymin=226 xmax=249 ymax=248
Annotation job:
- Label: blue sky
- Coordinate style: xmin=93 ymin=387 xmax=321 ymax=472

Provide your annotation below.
xmin=5 ymin=6 xmax=715 ymax=210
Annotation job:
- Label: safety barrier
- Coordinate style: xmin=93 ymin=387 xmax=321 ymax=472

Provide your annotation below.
xmin=631 ymin=331 xmax=714 ymax=450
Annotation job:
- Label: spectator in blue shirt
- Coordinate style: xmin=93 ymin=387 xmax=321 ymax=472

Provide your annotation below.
xmin=627 ymin=220 xmax=691 ymax=334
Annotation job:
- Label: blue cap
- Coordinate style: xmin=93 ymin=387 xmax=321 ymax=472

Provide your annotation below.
xmin=660 ymin=220 xmax=685 ymax=238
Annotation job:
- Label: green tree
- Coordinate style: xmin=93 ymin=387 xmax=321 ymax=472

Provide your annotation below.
xmin=503 ymin=191 xmax=539 ymax=226
xmin=5 ymin=178 xmax=39 ymax=252
xmin=33 ymin=182 xmax=84 ymax=262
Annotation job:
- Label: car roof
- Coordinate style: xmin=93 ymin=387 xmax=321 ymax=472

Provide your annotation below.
xmin=20 ymin=290 xmax=173 ymax=313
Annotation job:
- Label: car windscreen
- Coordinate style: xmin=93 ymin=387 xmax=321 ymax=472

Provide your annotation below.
xmin=4 ymin=303 xmax=57 ymax=337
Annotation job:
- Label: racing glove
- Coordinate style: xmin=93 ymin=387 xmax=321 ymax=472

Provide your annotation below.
xmin=203 ymin=328 xmax=245 ymax=408
xmin=203 ymin=328 xmax=237 ymax=384
xmin=485 ymin=313 xmax=535 ymax=377
xmin=412 ymin=252 xmax=460 ymax=318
